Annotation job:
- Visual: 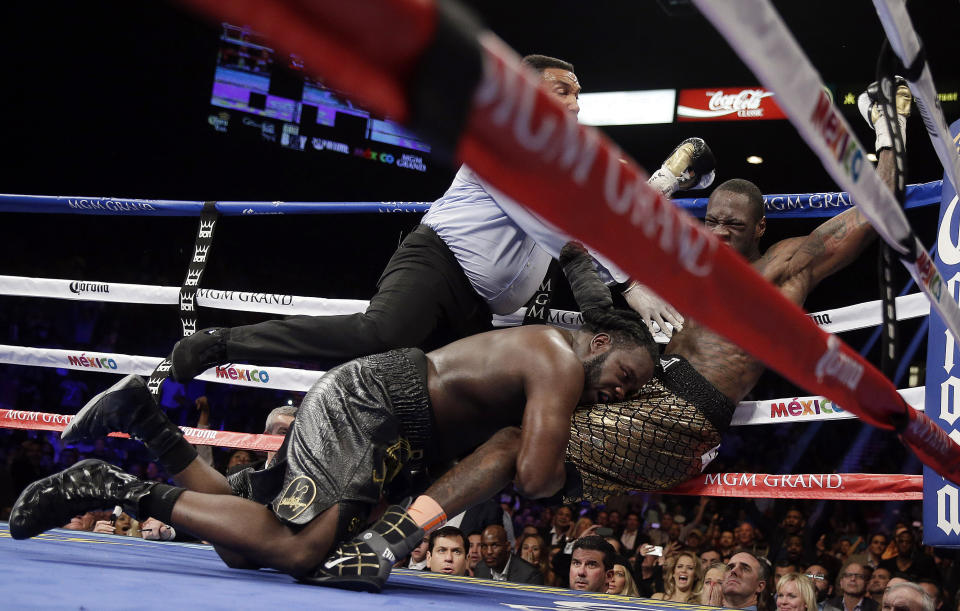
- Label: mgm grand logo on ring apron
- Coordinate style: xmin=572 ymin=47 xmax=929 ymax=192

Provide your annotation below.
xmin=276 ymin=476 xmax=317 ymax=520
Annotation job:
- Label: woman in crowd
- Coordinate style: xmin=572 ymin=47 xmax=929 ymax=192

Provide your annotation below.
xmin=606 ymin=557 xmax=640 ymax=597
xmin=700 ymin=562 xmax=727 ymax=606
xmin=651 ymin=550 xmax=702 ymax=603
xmin=571 ymin=516 xmax=594 ymax=539
xmin=515 ymin=525 xmax=540 ymax=553
xmin=775 ymin=573 xmax=817 ymax=611
xmin=519 ymin=534 xmax=550 ymax=580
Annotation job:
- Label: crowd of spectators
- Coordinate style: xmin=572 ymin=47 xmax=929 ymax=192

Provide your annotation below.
xmin=390 ymin=495 xmax=956 ymax=610
xmin=378 ymin=495 xmax=952 ymax=611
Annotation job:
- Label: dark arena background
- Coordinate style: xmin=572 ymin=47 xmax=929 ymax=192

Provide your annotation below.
xmin=1 ymin=0 xmax=960 ymax=608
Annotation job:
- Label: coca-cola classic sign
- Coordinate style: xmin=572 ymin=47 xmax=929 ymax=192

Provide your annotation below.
xmin=677 ymin=87 xmax=787 ymax=121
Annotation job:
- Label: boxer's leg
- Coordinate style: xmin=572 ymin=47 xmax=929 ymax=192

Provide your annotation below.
xmin=169 ymin=490 xmax=341 ymax=577
xmin=63 ymin=374 xmax=231 ymax=495
xmin=10 ymin=459 xmax=340 ymax=577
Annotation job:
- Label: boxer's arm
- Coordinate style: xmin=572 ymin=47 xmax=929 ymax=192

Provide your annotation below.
xmin=770 ymin=147 xmax=896 ymax=291
xmin=513 ymin=353 xmax=582 ymax=499
xmin=773 ymin=84 xmax=908 ymax=290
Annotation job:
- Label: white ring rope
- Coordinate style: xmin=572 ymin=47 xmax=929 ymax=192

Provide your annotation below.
xmin=0 ymin=344 xmax=321 ymax=393
xmin=0 ymin=273 xmax=932 ymax=337
xmin=0 ymin=269 xmax=933 ymax=428
xmin=0 ymin=274 xmax=368 ymax=316
xmin=692 ymin=0 xmax=960 ymax=354
xmin=0 ymin=343 xmax=924 ymax=427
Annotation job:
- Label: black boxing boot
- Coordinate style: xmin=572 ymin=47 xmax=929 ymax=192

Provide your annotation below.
xmin=299 ymin=505 xmax=425 ymax=592
xmin=169 ymin=327 xmax=229 ymax=383
xmin=63 ymin=374 xmax=197 ymax=475
xmin=9 ymin=459 xmax=179 ymax=539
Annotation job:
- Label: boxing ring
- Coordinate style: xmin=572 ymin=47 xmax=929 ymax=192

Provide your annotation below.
xmin=0 ymin=186 xmax=942 ymax=502
xmin=4 ymin=0 xmax=960 ymax=606
xmin=0 ymin=189 xmax=938 ymax=606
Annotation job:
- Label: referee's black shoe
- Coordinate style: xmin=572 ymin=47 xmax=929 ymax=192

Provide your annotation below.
xmin=169 ymin=327 xmax=229 ymax=382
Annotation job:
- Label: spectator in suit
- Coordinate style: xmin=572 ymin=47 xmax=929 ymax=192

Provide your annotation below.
xmin=569 ymin=535 xmax=615 ymax=592
xmin=823 ymin=562 xmax=877 ymax=611
xmin=546 ymin=505 xmax=574 ymax=547
xmin=619 ymin=512 xmax=641 ymax=555
xmin=723 ymin=551 xmax=771 ymax=610
xmin=475 ymin=524 xmax=543 ymax=584
xmin=426 ymin=525 xmax=468 ymax=576
xmin=865 ymin=567 xmax=891 ymax=603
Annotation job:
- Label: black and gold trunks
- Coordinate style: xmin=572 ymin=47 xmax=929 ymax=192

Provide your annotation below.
xmin=233 ymin=348 xmax=433 ymax=527
xmin=566 ymin=354 xmax=735 ymax=503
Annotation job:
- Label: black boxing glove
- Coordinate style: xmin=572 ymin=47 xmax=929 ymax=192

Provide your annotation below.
xmin=559 ymin=241 xmax=613 ymax=313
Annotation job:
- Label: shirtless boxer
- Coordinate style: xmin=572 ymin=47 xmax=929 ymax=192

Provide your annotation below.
xmin=10 ymin=307 xmax=657 ymax=591
xmin=565 ymin=79 xmax=912 ymax=501
xmin=308 ymin=80 xmax=913 ymax=591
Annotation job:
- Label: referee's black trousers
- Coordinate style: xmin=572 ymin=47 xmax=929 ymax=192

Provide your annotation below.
xmin=225 ymin=225 xmax=494 ymax=363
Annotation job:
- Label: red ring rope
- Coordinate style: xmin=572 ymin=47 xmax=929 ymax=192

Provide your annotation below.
xmin=0 ymin=409 xmax=919 ymax=500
